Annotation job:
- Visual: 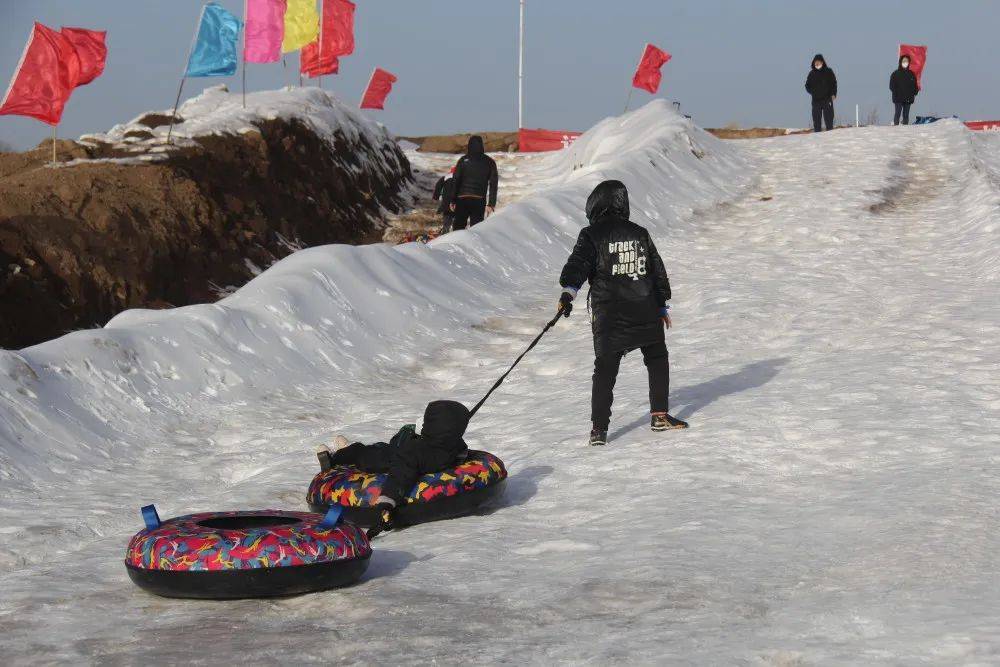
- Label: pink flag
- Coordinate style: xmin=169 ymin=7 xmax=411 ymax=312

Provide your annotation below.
xmin=360 ymin=68 xmax=397 ymax=110
xmin=245 ymin=0 xmax=286 ymax=63
xmin=61 ymin=27 xmax=107 ymax=86
xmin=632 ymin=43 xmax=671 ymax=94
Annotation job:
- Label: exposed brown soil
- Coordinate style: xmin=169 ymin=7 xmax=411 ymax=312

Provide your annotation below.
xmin=0 ymin=118 xmax=413 ymax=349
xmin=400 ymin=131 xmax=518 ymax=153
xmin=706 ymin=127 xmax=801 ymax=139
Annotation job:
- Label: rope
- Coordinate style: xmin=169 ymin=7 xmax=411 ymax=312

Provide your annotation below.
xmin=469 ymin=310 xmax=564 ymax=418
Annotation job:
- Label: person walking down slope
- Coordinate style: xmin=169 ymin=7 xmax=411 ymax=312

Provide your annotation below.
xmin=432 ymin=166 xmax=457 ymax=233
xmin=805 ymin=54 xmax=838 ymax=132
xmin=449 ymin=135 xmax=498 ymax=230
xmin=557 ymin=180 xmax=688 ymax=447
xmin=889 ymin=54 xmax=919 ymax=126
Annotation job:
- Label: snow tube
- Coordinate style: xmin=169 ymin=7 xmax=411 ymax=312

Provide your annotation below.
xmin=125 ymin=506 xmax=370 ymax=599
xmin=306 ymin=450 xmax=507 ymax=527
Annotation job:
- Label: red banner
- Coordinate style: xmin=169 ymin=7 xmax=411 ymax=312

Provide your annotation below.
xmin=0 ymin=22 xmax=81 ymax=125
xmin=632 ymin=43 xmax=671 ymax=94
xmin=518 ymin=128 xmax=582 ymax=152
xmin=360 ymin=68 xmax=397 ymax=109
xmin=899 ymin=44 xmax=927 ymax=90
xmin=323 ymin=0 xmax=355 ymax=57
xmin=61 ymin=27 xmax=106 ymax=86
xmin=300 ymin=41 xmax=338 ymax=77
xmin=965 ymin=121 xmax=1000 ymax=131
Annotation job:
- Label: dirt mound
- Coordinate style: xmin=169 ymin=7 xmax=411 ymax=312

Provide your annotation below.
xmin=401 ymin=131 xmax=518 ymax=153
xmin=0 ymin=101 xmax=413 ymax=349
xmin=706 ymin=127 xmax=801 ymax=140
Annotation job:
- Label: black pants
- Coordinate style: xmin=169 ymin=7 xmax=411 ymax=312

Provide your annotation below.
xmin=592 ymin=341 xmax=669 ymax=429
xmin=452 ymin=197 xmax=487 ymax=230
xmin=331 ymin=441 xmax=461 ymax=502
xmin=812 ymin=100 xmax=834 ymax=132
xmin=893 ymin=103 xmax=911 ymax=126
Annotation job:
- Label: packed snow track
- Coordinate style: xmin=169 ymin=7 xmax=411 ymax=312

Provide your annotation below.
xmin=1 ymin=102 xmax=998 ymax=664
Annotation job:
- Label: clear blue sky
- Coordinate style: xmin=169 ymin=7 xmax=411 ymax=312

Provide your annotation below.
xmin=2 ymin=0 xmax=999 ymax=149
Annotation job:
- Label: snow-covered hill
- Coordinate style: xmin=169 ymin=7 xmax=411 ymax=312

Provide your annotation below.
xmin=2 ymin=104 xmax=999 ymax=663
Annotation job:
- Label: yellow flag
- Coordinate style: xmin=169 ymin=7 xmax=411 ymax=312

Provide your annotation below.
xmin=282 ymin=0 xmax=319 ymax=53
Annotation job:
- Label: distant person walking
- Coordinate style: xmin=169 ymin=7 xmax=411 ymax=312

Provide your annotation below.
xmin=432 ymin=166 xmax=457 ymax=233
xmin=805 ymin=54 xmax=838 ymax=132
xmin=889 ymin=54 xmax=919 ymax=126
xmin=449 ymin=135 xmax=498 ymax=230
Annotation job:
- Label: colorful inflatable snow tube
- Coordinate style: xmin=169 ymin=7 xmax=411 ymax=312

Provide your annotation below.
xmin=125 ymin=506 xmax=370 ymax=599
xmin=306 ymin=450 xmax=507 ymax=527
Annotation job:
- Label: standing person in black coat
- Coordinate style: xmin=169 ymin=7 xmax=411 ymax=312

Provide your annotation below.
xmin=558 ymin=180 xmax=688 ymax=446
xmin=432 ymin=166 xmax=457 ymax=233
xmin=316 ymin=400 xmax=471 ymax=537
xmin=449 ymin=135 xmax=499 ymax=229
xmin=805 ymin=54 xmax=838 ymax=132
xmin=889 ymin=54 xmax=919 ymax=126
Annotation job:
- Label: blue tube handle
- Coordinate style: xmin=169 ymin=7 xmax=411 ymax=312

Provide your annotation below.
xmin=319 ymin=505 xmax=343 ymax=528
xmin=141 ymin=504 xmax=161 ymax=530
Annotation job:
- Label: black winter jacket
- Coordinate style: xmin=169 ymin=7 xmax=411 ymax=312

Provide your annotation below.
xmin=381 ymin=400 xmax=470 ymax=503
xmin=805 ymin=54 xmax=838 ymax=103
xmin=432 ymin=175 xmax=456 ymax=214
xmin=890 ymin=57 xmax=919 ymax=105
xmin=559 ymin=180 xmax=671 ymax=357
xmin=452 ymin=136 xmax=499 ymax=207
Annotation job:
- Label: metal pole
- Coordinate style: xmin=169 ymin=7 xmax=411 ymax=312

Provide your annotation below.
xmin=517 ymin=0 xmax=525 ymax=129
xmin=241 ymin=0 xmax=247 ymax=108
xmin=855 ymin=104 xmax=860 ymax=127
xmin=168 ymin=5 xmax=205 ymax=144
xmin=52 ymin=125 xmax=57 ymax=165
xmin=623 ymin=87 xmax=634 ymax=114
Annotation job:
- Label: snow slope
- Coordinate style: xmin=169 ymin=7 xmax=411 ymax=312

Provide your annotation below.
xmin=2 ymin=103 xmax=999 ymax=663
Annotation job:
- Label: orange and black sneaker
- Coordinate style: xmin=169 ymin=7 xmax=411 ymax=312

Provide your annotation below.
xmin=651 ymin=413 xmax=688 ymax=431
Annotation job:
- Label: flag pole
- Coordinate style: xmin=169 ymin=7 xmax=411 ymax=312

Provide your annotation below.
xmin=168 ymin=4 xmax=206 ymax=144
xmin=517 ymin=0 xmax=525 ymax=130
xmin=241 ymin=0 xmax=247 ymax=108
xmin=52 ymin=125 xmax=57 ymax=165
xmin=623 ymin=87 xmax=634 ymax=114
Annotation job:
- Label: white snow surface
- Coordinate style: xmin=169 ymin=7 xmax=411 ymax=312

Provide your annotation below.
xmin=2 ymin=101 xmax=1000 ymax=664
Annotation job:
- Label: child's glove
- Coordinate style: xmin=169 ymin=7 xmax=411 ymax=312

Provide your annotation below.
xmin=365 ymin=498 xmax=396 ymax=539
xmin=558 ymin=291 xmax=575 ymax=318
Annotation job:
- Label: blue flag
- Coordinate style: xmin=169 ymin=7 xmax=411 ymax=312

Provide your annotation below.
xmin=185 ymin=3 xmax=241 ymax=78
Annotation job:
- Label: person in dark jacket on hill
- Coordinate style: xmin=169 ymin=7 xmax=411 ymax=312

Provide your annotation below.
xmin=433 ymin=166 xmax=457 ymax=233
xmin=449 ymin=135 xmax=499 ymax=229
xmin=316 ymin=400 xmax=471 ymax=536
xmin=889 ymin=54 xmax=919 ymax=126
xmin=558 ymin=180 xmax=687 ymax=446
xmin=805 ymin=54 xmax=838 ymax=132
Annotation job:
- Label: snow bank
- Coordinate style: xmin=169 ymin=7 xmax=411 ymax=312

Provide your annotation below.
xmin=0 ymin=100 xmax=747 ymax=519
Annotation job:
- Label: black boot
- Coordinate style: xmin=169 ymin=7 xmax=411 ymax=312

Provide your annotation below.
xmin=589 ymin=427 xmax=608 ymax=446
xmin=651 ymin=413 xmax=688 ymax=431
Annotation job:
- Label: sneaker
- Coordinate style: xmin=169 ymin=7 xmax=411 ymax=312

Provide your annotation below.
xmin=589 ymin=427 xmax=608 ymax=446
xmin=651 ymin=413 xmax=688 ymax=431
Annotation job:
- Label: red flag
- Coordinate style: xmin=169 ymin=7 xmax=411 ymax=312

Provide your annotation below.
xmin=360 ymin=68 xmax=397 ymax=110
xmin=899 ymin=44 xmax=928 ymax=90
xmin=61 ymin=27 xmax=107 ymax=86
xmin=323 ymin=0 xmax=355 ymax=57
xmin=518 ymin=128 xmax=582 ymax=152
xmin=632 ymin=43 xmax=671 ymax=94
xmin=300 ymin=41 xmax=339 ymax=77
xmin=0 ymin=22 xmax=81 ymax=125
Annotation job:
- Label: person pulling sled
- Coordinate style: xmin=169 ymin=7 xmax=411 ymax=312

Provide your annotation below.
xmin=557 ymin=180 xmax=687 ymax=446
xmin=316 ymin=400 xmax=471 ymax=537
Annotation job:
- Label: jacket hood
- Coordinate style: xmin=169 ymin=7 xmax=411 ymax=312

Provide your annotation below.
xmin=898 ymin=54 xmax=911 ymax=69
xmin=586 ymin=180 xmax=630 ymax=223
xmin=420 ymin=400 xmax=470 ymax=442
xmin=812 ymin=54 xmax=827 ymax=68
xmin=467 ymin=135 xmax=485 ymax=156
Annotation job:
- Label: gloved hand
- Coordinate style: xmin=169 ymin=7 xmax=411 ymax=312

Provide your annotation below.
xmin=558 ymin=291 xmax=574 ymax=318
xmin=365 ymin=499 xmax=396 ymax=539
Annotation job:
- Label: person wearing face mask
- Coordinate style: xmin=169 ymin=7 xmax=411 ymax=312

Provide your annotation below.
xmin=889 ymin=55 xmax=919 ymax=126
xmin=805 ymin=54 xmax=838 ymax=132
